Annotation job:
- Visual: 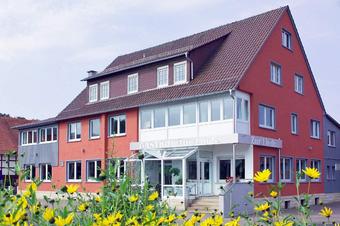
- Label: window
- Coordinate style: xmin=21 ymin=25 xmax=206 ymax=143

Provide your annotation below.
xmin=89 ymin=119 xmax=100 ymax=139
xmin=280 ymin=158 xmax=292 ymax=182
xmin=127 ymin=73 xmax=138 ymax=94
xmin=157 ymin=66 xmax=169 ymax=87
xmin=100 ymin=81 xmax=109 ymax=100
xmin=168 ymin=106 xmax=181 ymax=126
xmin=223 ymin=97 xmax=233 ymax=119
xmin=24 ymin=165 xmax=35 ymax=181
xmin=21 ymin=130 xmax=38 ymax=145
xmin=296 ymin=159 xmax=307 ymax=181
xmin=68 ymin=122 xmax=81 ymax=141
xmin=211 ymin=100 xmax=221 ymax=121
xmin=260 ymin=156 xmax=275 ymax=182
xmin=39 ymin=127 xmax=58 ymax=143
xmin=328 ymin=130 xmax=336 ymax=147
xmin=310 ymin=160 xmax=321 ymax=181
xmin=219 ymin=159 xmax=231 ymax=180
xmin=291 ymin=113 xmax=298 ymax=134
xmin=183 ymin=103 xmax=196 ymax=124
xmin=270 ymin=63 xmax=282 ymax=85
xmin=199 ymin=102 xmax=209 ymax=123
xmin=141 ymin=110 xmax=152 ymax=129
xmin=174 ymin=61 xmax=187 ymax=84
xmin=187 ymin=161 xmax=197 ymax=180
xmin=235 ymin=159 xmax=245 ymax=180
xmin=310 ymin=120 xmax=320 ymax=139
xmin=154 ymin=108 xmax=166 ymax=128
xmin=89 ymin=84 xmax=98 ymax=102
xmin=332 ymin=165 xmax=336 ymax=180
xmin=40 ymin=164 xmax=52 ymax=182
xmin=109 ymin=115 xmax=126 ymax=136
xmin=282 ymin=29 xmax=292 ymax=49
xmin=107 ymin=159 xmax=125 ymax=179
xmin=259 ymin=105 xmax=275 ymax=129
xmin=87 ymin=160 xmax=101 ymax=182
xmin=67 ymin=161 xmax=81 ymax=182
xmin=236 ymin=98 xmax=249 ymax=121
xmin=327 ymin=165 xmax=331 ymax=180
xmin=294 ymin=75 xmax=304 ymax=94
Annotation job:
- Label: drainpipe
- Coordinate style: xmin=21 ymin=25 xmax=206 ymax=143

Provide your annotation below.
xmin=185 ymin=52 xmax=194 ymax=80
xmin=229 ymin=89 xmax=236 ymax=134
xmin=278 ymin=148 xmax=281 ymax=183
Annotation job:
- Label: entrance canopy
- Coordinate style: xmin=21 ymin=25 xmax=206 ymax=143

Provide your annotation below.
xmin=143 ymin=147 xmax=198 ymax=160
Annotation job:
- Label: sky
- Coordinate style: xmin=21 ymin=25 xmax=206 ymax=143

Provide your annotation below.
xmin=0 ymin=0 xmax=339 ymax=122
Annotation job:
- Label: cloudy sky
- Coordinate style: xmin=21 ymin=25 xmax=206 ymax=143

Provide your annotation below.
xmin=0 ymin=0 xmax=339 ymax=121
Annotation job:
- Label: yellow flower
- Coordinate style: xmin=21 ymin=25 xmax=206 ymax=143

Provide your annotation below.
xmin=166 ymin=214 xmax=176 ymax=223
xmin=274 ymin=220 xmax=294 ymax=226
xmin=128 ymin=194 xmax=139 ymax=203
xmin=66 ymin=184 xmax=79 ymax=194
xmin=145 ymin=204 xmax=154 ymax=211
xmin=254 ymin=169 xmax=271 ymax=182
xmin=271 ymin=209 xmax=278 ymax=216
xmin=270 ymin=190 xmax=278 ymax=198
xmin=148 ymin=191 xmax=159 ymax=201
xmin=263 ymin=211 xmax=269 ymax=217
xmin=54 ymin=213 xmax=74 ymax=226
xmin=178 ymin=211 xmax=188 ymax=219
xmin=225 ymin=216 xmax=241 ymax=226
xmin=78 ymin=203 xmax=89 ymax=212
xmin=157 ymin=217 xmax=166 ymax=225
xmin=254 ymin=202 xmax=270 ymax=211
xmin=126 ymin=216 xmax=139 ymax=225
xmin=201 ymin=217 xmax=215 ymax=226
xmin=95 ymin=196 xmax=101 ymax=203
xmin=303 ymin=167 xmax=320 ymax=179
xmin=320 ymin=206 xmax=333 ymax=218
xmin=43 ymin=208 xmax=54 ymax=222
xmin=27 ymin=182 xmax=37 ymax=191
xmin=93 ymin=213 xmax=102 ymax=222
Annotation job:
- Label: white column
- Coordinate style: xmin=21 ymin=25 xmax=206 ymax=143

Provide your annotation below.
xmin=182 ymin=159 xmax=186 ymax=200
xmin=232 ymin=144 xmax=236 ymax=183
xmin=161 ymin=159 xmax=164 ymax=199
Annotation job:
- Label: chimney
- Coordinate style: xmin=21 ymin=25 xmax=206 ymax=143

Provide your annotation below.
xmin=87 ymin=70 xmax=97 ymax=77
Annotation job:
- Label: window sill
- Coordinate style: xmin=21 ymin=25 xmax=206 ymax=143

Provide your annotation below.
xmin=291 ymin=132 xmax=298 ymax=136
xmin=282 ymin=45 xmax=293 ymax=52
xmin=327 ymin=145 xmax=336 ymax=148
xmin=108 ymin=134 xmax=126 ymax=138
xmin=270 ymin=81 xmax=283 ymax=87
xmin=259 ymin=125 xmax=276 ymax=131
xmin=24 ymin=180 xmax=33 ymax=183
xmin=89 ymin=137 xmax=101 ymax=141
xmin=294 ymin=91 xmax=304 ymax=96
xmin=68 ymin=139 xmax=82 ymax=143
xmin=86 ymin=180 xmax=101 ymax=183
xmin=310 ymin=136 xmax=320 ymax=140
xmin=67 ymin=180 xmax=82 ymax=183
xmin=41 ymin=180 xmax=52 ymax=183
xmin=40 ymin=141 xmax=58 ymax=144
xmin=21 ymin=143 xmax=38 ymax=147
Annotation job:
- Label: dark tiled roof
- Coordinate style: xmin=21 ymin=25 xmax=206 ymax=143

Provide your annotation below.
xmin=0 ymin=116 xmax=35 ymax=154
xmin=326 ymin=114 xmax=340 ymax=129
xmin=57 ymin=6 xmax=287 ymax=121
xmin=13 ymin=117 xmax=57 ymax=130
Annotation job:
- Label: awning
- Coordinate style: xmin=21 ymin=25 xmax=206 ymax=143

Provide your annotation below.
xmin=143 ymin=147 xmax=198 ymax=160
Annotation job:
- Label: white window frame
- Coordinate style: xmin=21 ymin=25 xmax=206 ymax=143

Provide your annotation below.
xmin=40 ymin=164 xmax=52 ymax=182
xmin=328 ymin=130 xmax=336 ymax=147
xmin=86 ymin=160 xmax=101 ymax=182
xmin=108 ymin=115 xmax=126 ymax=137
xmin=24 ymin=164 xmax=35 ymax=182
xmin=270 ymin=63 xmax=282 ymax=85
xmin=100 ymin=81 xmax=110 ymax=100
xmin=173 ymin=61 xmax=187 ymax=85
xmin=89 ymin=119 xmax=100 ymax=139
xmin=296 ymin=159 xmax=307 ymax=182
xmin=282 ymin=29 xmax=292 ymax=49
xmin=259 ymin=105 xmax=275 ymax=129
xmin=127 ymin=73 xmax=138 ymax=94
xmin=291 ymin=113 xmax=298 ymax=134
xmin=280 ymin=158 xmax=292 ymax=182
xmin=310 ymin=120 xmax=320 ymax=139
xmin=294 ymin=75 xmax=304 ymax=94
xmin=260 ymin=156 xmax=275 ymax=183
xmin=157 ymin=65 xmax=169 ymax=87
xmin=89 ymin=84 xmax=98 ymax=102
xmin=39 ymin=127 xmax=58 ymax=144
xmin=21 ymin=130 xmax=38 ymax=146
xmin=68 ymin=122 xmax=81 ymax=142
xmin=67 ymin=161 xmax=82 ymax=182
xmin=236 ymin=98 xmax=249 ymax=121
xmin=310 ymin=160 xmax=321 ymax=182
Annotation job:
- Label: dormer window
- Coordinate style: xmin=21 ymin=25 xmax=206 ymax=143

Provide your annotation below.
xmin=100 ymin=81 xmax=109 ymax=100
xmin=127 ymin=73 xmax=138 ymax=94
xmin=89 ymin=84 xmax=98 ymax=102
xmin=174 ymin=61 xmax=187 ymax=84
xmin=157 ymin=66 xmax=169 ymax=87
xmin=282 ymin=29 xmax=292 ymax=49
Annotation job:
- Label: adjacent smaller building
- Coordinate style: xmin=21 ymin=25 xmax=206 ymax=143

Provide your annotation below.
xmin=324 ymin=114 xmax=340 ymax=193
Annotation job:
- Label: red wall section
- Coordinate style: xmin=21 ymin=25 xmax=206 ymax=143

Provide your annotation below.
xmin=20 ymin=108 xmax=138 ymax=193
xmin=238 ymin=11 xmax=324 ymax=196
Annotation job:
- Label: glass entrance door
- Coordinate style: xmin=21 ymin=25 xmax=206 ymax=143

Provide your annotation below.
xmin=200 ymin=160 xmax=212 ymax=195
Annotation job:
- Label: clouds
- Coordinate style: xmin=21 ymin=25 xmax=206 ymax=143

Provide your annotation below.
xmin=0 ymin=0 xmax=339 ymax=120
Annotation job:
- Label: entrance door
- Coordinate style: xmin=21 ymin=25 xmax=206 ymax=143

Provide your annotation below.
xmin=200 ymin=160 xmax=212 ymax=195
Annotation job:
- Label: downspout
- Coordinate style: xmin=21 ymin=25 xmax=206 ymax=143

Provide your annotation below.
xmin=185 ymin=52 xmax=194 ymax=80
xmin=229 ymin=89 xmax=236 ymax=134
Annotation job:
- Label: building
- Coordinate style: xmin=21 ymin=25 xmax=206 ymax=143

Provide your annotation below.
xmin=15 ymin=6 xmax=334 ymax=210
xmin=0 ymin=114 xmax=34 ymax=188
xmin=324 ymin=114 xmax=340 ymax=193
